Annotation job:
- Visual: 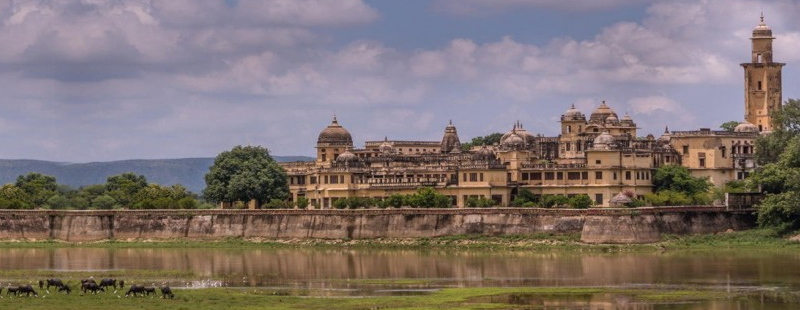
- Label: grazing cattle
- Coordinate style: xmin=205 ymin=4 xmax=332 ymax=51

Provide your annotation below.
xmin=144 ymin=286 xmax=156 ymax=297
xmin=58 ymin=284 xmax=72 ymax=294
xmin=45 ymin=278 xmax=65 ymax=290
xmin=119 ymin=280 xmax=125 ymax=289
xmin=81 ymin=278 xmax=97 ymax=286
xmin=6 ymin=286 xmax=19 ymax=296
xmin=38 ymin=280 xmax=44 ymax=289
xmin=99 ymin=278 xmax=117 ymax=292
xmin=17 ymin=284 xmax=38 ymax=297
xmin=125 ymin=285 xmax=145 ymax=297
xmin=81 ymin=282 xmax=105 ymax=295
xmin=160 ymin=284 xmax=174 ymax=299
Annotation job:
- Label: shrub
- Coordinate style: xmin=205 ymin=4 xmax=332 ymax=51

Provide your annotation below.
xmin=567 ymin=195 xmax=593 ymax=209
xmin=296 ymin=197 xmax=309 ymax=209
xmin=541 ymin=195 xmax=569 ymax=208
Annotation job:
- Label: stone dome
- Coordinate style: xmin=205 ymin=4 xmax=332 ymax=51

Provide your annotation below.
xmin=734 ymin=121 xmax=759 ymax=133
xmin=501 ymin=121 xmax=534 ymax=147
xmin=317 ymin=116 xmax=353 ymax=146
xmin=336 ymin=150 xmax=358 ymax=162
xmin=502 ymin=132 xmax=525 ymax=148
xmin=620 ymin=113 xmax=635 ymax=127
xmin=474 ymin=145 xmax=495 ymax=160
xmin=562 ymin=104 xmax=585 ymax=121
xmin=605 ymin=115 xmax=619 ymax=123
xmin=646 ymin=134 xmax=655 ymax=141
xmin=592 ymin=131 xmax=615 ymax=150
xmin=589 ymin=101 xmax=618 ymax=123
xmin=753 ymin=14 xmax=773 ymax=38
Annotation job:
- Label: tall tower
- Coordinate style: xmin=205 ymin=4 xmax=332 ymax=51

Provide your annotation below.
xmin=741 ymin=14 xmax=785 ymax=132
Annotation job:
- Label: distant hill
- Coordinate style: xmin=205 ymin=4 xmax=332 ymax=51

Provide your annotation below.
xmin=0 ymin=156 xmax=313 ymax=194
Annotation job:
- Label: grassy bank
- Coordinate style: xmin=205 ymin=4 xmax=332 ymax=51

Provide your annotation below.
xmin=0 ymin=286 xmax=791 ymax=310
xmin=0 ymin=229 xmax=798 ymax=251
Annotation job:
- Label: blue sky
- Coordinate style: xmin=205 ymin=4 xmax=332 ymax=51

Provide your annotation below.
xmin=0 ymin=0 xmax=798 ymax=162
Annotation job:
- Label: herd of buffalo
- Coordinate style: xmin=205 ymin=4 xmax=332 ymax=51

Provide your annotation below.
xmin=1 ymin=277 xmax=174 ymax=299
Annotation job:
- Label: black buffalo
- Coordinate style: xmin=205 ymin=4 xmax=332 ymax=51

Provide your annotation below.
xmin=144 ymin=286 xmax=156 ymax=297
xmin=81 ymin=282 xmax=105 ymax=294
xmin=160 ymin=284 xmax=174 ymax=299
xmin=125 ymin=285 xmax=145 ymax=297
xmin=57 ymin=284 xmax=72 ymax=294
xmin=44 ymin=278 xmax=65 ymax=290
xmin=17 ymin=284 xmax=38 ymax=297
xmin=99 ymin=278 xmax=117 ymax=291
xmin=81 ymin=278 xmax=98 ymax=286
xmin=119 ymin=280 xmax=125 ymax=289
xmin=6 ymin=286 xmax=18 ymax=296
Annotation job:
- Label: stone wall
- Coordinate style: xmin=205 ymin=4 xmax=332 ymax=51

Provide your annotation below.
xmin=0 ymin=207 xmax=755 ymax=243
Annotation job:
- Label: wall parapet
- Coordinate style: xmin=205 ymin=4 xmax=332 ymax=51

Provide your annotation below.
xmin=0 ymin=206 xmax=734 ymax=217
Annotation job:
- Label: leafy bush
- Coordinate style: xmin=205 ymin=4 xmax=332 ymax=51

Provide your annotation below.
xmin=541 ymin=195 xmax=569 ymax=208
xmin=296 ymin=197 xmax=309 ymax=209
xmin=466 ymin=197 xmax=495 ymax=208
xmin=567 ymin=195 xmax=593 ymax=209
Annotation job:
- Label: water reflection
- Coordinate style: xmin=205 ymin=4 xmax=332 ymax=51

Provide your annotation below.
xmin=1 ymin=248 xmax=799 ymax=290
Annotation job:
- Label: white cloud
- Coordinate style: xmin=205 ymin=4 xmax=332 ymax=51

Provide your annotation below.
xmin=432 ymin=0 xmax=655 ymax=15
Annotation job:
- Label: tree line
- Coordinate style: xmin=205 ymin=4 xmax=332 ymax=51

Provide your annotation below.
xmin=0 ymin=172 xmax=210 ymax=209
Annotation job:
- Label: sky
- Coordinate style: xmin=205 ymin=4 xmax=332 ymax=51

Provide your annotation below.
xmin=0 ymin=0 xmax=798 ymax=162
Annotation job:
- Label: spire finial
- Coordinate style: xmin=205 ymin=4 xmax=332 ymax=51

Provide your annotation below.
xmin=384 ymin=136 xmax=388 ymax=142
xmin=449 ymin=119 xmax=453 ymax=125
xmin=760 ymin=10 xmax=764 ymax=23
xmin=664 ymin=126 xmax=669 ymax=133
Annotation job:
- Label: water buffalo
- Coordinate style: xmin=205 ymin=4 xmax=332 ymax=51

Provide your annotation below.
xmin=99 ymin=278 xmax=117 ymax=291
xmin=57 ymin=284 xmax=72 ymax=294
xmin=119 ymin=280 xmax=125 ymax=289
xmin=6 ymin=286 xmax=18 ymax=296
xmin=45 ymin=278 xmax=65 ymax=290
xmin=81 ymin=278 xmax=97 ymax=286
xmin=144 ymin=286 xmax=157 ymax=297
xmin=17 ymin=284 xmax=38 ymax=297
xmin=81 ymin=282 xmax=105 ymax=295
xmin=160 ymin=284 xmax=174 ymax=299
xmin=38 ymin=280 xmax=44 ymax=289
xmin=125 ymin=285 xmax=145 ymax=297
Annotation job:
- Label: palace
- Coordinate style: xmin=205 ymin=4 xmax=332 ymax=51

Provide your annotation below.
xmin=279 ymin=16 xmax=780 ymax=208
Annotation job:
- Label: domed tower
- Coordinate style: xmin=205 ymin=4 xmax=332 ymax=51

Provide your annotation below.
xmin=560 ymin=105 xmax=588 ymax=159
xmin=589 ymin=101 xmax=618 ymax=124
xmin=742 ymin=13 xmax=784 ymax=132
xmin=316 ymin=116 xmax=354 ymax=163
xmin=440 ymin=120 xmax=462 ymax=153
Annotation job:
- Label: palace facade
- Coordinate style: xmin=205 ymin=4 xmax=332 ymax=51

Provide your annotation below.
xmin=279 ymin=16 xmax=780 ymax=208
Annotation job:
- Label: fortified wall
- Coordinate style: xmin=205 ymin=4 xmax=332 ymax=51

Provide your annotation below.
xmin=0 ymin=207 xmax=755 ymax=244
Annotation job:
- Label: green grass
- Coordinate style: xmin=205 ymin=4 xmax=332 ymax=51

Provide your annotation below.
xmin=661 ymin=228 xmax=800 ymax=250
xmin=1 ymin=229 xmax=799 ymax=252
xmin=0 ymin=286 xmax=784 ymax=310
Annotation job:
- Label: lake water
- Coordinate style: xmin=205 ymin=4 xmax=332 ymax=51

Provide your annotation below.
xmin=1 ymin=247 xmax=799 ymax=309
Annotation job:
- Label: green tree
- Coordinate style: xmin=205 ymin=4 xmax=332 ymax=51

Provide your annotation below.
xmin=91 ymin=195 xmax=118 ymax=210
xmin=568 ymin=195 xmax=593 ymax=209
xmin=720 ymin=121 xmax=740 ymax=132
xmin=296 ymin=197 xmax=309 ymax=209
xmin=0 ymin=184 xmax=32 ymax=209
xmin=541 ymin=195 xmax=569 ymax=208
xmin=15 ymin=172 xmax=58 ymax=207
xmin=653 ymin=165 xmax=710 ymax=196
xmin=106 ymin=173 xmax=148 ymax=207
xmin=756 ymin=99 xmax=800 ymax=164
xmin=461 ymin=132 xmax=504 ymax=151
xmin=45 ymin=194 xmax=72 ymax=209
xmin=404 ymin=188 xmax=451 ymax=208
xmin=203 ymin=145 xmax=289 ymax=207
